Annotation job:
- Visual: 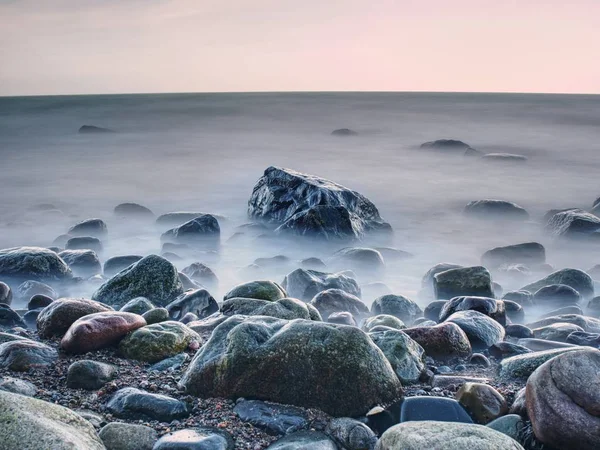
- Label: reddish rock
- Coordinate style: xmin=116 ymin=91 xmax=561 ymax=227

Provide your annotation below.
xmin=61 ymin=311 xmax=146 ymax=354
xmin=37 ymin=298 xmax=113 ymax=338
xmin=404 ymin=322 xmax=472 ymax=361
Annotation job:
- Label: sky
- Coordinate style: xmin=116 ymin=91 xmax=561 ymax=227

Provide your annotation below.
xmin=1 ymin=0 xmax=599 ymax=96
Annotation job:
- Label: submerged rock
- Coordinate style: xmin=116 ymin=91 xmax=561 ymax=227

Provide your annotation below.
xmin=282 ymin=268 xmax=361 ymax=301
xmin=480 ymin=153 xmax=527 ymax=162
xmin=161 ymin=215 xmax=220 ymax=249
xmin=181 ymin=262 xmax=218 ymax=289
xmin=481 ymin=242 xmax=545 ymax=268
xmin=433 ymin=266 xmax=494 ymax=300
xmin=464 ymin=200 xmax=529 ymax=220
xmin=113 ymin=202 xmax=154 ymax=219
xmin=58 ymin=249 xmax=102 ymax=277
xmin=65 ymin=236 xmax=103 ymax=253
xmin=329 ymin=247 xmax=385 ymax=273
xmin=79 ymin=124 xmax=113 ymax=134
xmin=521 ymin=268 xmax=594 ymax=299
xmin=179 ymin=316 xmax=403 ymax=416
xmin=545 ymin=208 xmax=600 ymax=238
xmin=331 ymin=128 xmax=358 ymax=136
xmin=310 ymin=288 xmax=369 ymax=319
xmin=420 ymin=139 xmax=471 ymax=151
xmin=68 ymin=218 xmax=107 ymax=237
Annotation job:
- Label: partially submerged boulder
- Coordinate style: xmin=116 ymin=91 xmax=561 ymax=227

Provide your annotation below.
xmin=0 ymin=246 xmax=72 ymax=284
xmin=433 ymin=266 xmax=494 ymax=300
xmin=521 ymin=268 xmax=594 ymax=299
xmin=464 ymin=200 xmax=529 ymax=221
xmin=545 ymin=209 xmax=600 ymax=238
xmin=282 ymin=268 xmax=361 ymax=301
xmin=481 ymin=242 xmax=545 ymax=269
xmin=160 ymin=215 xmax=220 ymax=249
xmin=223 ymin=280 xmax=286 ymax=302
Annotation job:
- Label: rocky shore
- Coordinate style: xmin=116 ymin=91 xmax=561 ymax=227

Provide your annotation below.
xmin=1 ymin=164 xmax=599 ymax=449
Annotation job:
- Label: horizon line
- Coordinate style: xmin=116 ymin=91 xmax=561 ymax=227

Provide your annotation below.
xmin=1 ymin=89 xmax=600 ymax=99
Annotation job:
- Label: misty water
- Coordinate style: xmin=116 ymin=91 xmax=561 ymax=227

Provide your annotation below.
xmin=2 ymin=92 xmax=600 ymax=309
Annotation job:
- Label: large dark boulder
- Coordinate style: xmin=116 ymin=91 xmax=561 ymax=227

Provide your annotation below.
xmin=0 ymin=339 xmax=57 ymax=371
xmin=58 ymin=249 xmax=101 ymax=277
xmin=103 ymin=255 xmax=143 ymax=277
xmin=0 ymin=247 xmax=72 ymax=284
xmin=404 ymin=322 xmax=472 ymax=361
xmin=106 ymin=387 xmax=189 ymax=422
xmin=68 ymin=218 xmax=107 ymax=238
xmin=161 ymin=215 xmax=220 ymax=249
xmin=481 ymin=242 xmax=545 ymax=269
xmin=521 ymin=268 xmax=594 ymax=300
xmin=179 ymin=316 xmax=403 ymax=416
xmin=37 ymin=298 xmax=112 ymax=338
xmin=445 ymin=310 xmax=505 ymax=351
xmin=526 ymin=348 xmax=600 ymax=450
xmin=248 ymin=166 xmax=391 ymax=240
xmin=223 ymin=280 xmax=286 ymax=302
xmin=282 ymin=268 xmax=360 ymax=301
xmin=545 ymin=209 xmax=600 ymax=238
xmin=92 ymin=255 xmax=184 ymax=308
xmin=433 ymin=266 xmax=494 ymax=300
xmin=464 ymin=200 xmax=529 ymax=221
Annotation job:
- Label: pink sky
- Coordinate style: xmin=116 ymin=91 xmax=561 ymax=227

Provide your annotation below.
xmin=1 ymin=0 xmax=599 ymax=95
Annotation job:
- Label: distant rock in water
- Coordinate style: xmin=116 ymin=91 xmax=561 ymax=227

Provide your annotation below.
xmin=0 ymin=246 xmax=72 ymax=284
xmin=114 ymin=203 xmax=154 ymax=219
xmin=464 ymin=147 xmax=484 ymax=157
xmin=331 ymin=128 xmax=358 ymax=136
xmin=481 ymin=242 xmax=545 ymax=269
xmin=464 ymin=199 xmax=529 ymax=221
xmin=161 ymin=215 xmax=220 ymax=249
xmin=156 ymin=212 xmax=225 ymax=228
xmin=420 ymin=139 xmax=472 ymax=152
xmin=480 ymin=153 xmax=527 ymax=162
xmin=68 ymin=218 xmax=107 ymax=238
xmin=248 ymin=166 xmax=391 ymax=240
xmin=545 ymin=208 xmax=600 ymax=238
xmin=78 ymin=125 xmax=114 ymax=133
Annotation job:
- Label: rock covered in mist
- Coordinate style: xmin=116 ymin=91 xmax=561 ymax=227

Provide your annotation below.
xmin=521 ymin=268 xmax=594 ymax=299
xmin=0 ymin=246 xmax=72 ymax=284
xmin=545 ymin=208 xmax=600 ymax=238
xmin=329 ymin=247 xmax=385 ymax=273
xmin=161 ymin=215 xmax=220 ymax=249
xmin=223 ymin=280 xmax=286 ymax=302
xmin=248 ymin=166 xmax=391 ymax=240
xmin=114 ymin=202 xmax=154 ymax=219
xmin=179 ymin=316 xmax=403 ymax=416
xmin=221 ymin=297 xmax=321 ymax=321
xmin=371 ymin=294 xmax=422 ymax=325
xmin=526 ymin=348 xmax=600 ymax=450
xmin=92 ymin=254 xmax=184 ymax=308
xmin=532 ymin=284 xmax=581 ymax=308
xmin=282 ymin=268 xmax=361 ymax=301
xmin=433 ymin=266 xmax=494 ymax=300
xmin=103 ymin=255 xmax=143 ymax=277
xmin=445 ymin=310 xmax=505 ymax=351
xmin=79 ymin=125 xmax=114 ymax=134
xmin=310 ymin=288 xmax=369 ymax=319
xmin=481 ymin=242 xmax=545 ymax=269
xmin=181 ymin=262 xmax=218 ymax=289
xmin=156 ymin=211 xmax=226 ymax=228
xmin=420 ymin=139 xmax=472 ymax=152
xmin=464 ymin=200 xmax=529 ymax=220
xmin=480 ymin=153 xmax=527 ymax=162
xmin=331 ymin=128 xmax=358 ymax=136
xmin=65 ymin=236 xmax=103 ymax=253
xmin=58 ymin=249 xmax=101 ymax=277
xmin=438 ymin=296 xmax=506 ymax=325
xmin=166 ymin=288 xmax=218 ymax=320
xmin=68 ymin=218 xmax=107 ymax=237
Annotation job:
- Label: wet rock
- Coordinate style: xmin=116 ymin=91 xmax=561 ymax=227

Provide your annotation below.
xmin=503 ymin=299 xmax=524 ymax=323
xmin=502 ymin=290 xmax=533 ymax=306
xmin=499 ymin=347 xmax=580 ymax=379
xmin=106 ymin=387 xmax=190 ymax=422
xmin=248 ymin=166 xmax=391 ymax=240
xmin=221 ymin=297 xmax=320 ymax=321
xmin=141 ymin=307 xmax=169 ymax=324
xmin=486 ymin=414 xmax=525 ymax=442
xmin=0 ymin=339 xmax=57 ymax=371
xmin=532 ymin=322 xmax=584 ymax=342
xmin=546 ymin=208 xmax=600 ymax=238
xmin=301 ymin=257 xmax=327 ymax=270
xmin=482 ymin=242 xmax=545 ymax=269
xmin=368 ymin=328 xmax=426 ymax=384
xmin=79 ymin=124 xmax=113 ymax=133
xmin=65 ymin=236 xmax=103 ymax=253
xmin=166 ymin=289 xmax=218 ymax=321
xmin=327 ymin=311 xmax=356 ymax=326
xmin=67 ymin=360 xmax=118 ymax=390
xmin=68 ymin=218 xmax=107 ymax=237
xmin=331 ymin=128 xmax=358 ymax=136
xmin=119 ymin=321 xmax=200 ymax=363
xmin=0 ymin=304 xmax=25 ymax=328
xmin=489 ymin=342 xmax=532 ymax=360
xmin=329 ymin=247 xmax=385 ymax=274
xmin=59 ymin=249 xmax=102 ymax=277
xmin=433 ymin=266 xmax=494 ymax=300
xmin=179 ymin=316 xmax=403 ymax=416
xmin=469 ymin=353 xmax=490 ymax=367
xmin=371 ymin=294 xmax=422 ymax=324
xmin=311 ymin=288 xmax=369 ymax=319
xmin=521 ymin=268 xmax=594 ymax=300
xmin=517 ymin=338 xmax=577 ymax=352
xmin=422 ymin=263 xmax=463 ymax=291
xmin=266 ymin=431 xmax=337 ymax=450
xmin=181 ymin=262 xmax=218 ymax=290
xmin=282 ymin=268 xmax=360 ymax=301
xmin=153 ymin=427 xmax=233 ymax=449
xmin=376 ymin=421 xmax=524 ymax=449
xmin=161 ymin=215 xmax=220 ymax=249
xmin=423 ymin=300 xmax=447 ymax=321
xmin=532 ymin=284 xmax=581 ymax=308
xmin=438 ymin=296 xmax=506 ymax=325
xmin=61 ymin=311 xmax=146 ymax=354
xmin=223 ymin=280 xmax=286 ymax=302
xmin=404 ymin=322 xmax=472 ymax=361
xmin=234 ymin=399 xmax=308 ymax=435
xmin=148 ymin=353 xmax=189 ymax=372
xmin=99 ymin=422 xmax=157 ymax=450
xmin=28 ymin=293 xmax=54 ymax=310
xmin=37 ymin=298 xmax=112 ymax=338
xmin=0 ymin=390 xmax=105 ymax=449
xmin=0 ymin=282 xmax=12 ymax=306
xmin=119 ymin=297 xmax=154 ymax=315
xmin=103 ymin=255 xmax=143 ymax=277
xmin=326 ymin=417 xmax=377 ymax=450
xmin=445 ymin=310 xmax=505 ymax=350
xmin=481 ymin=153 xmax=527 ymax=162
xmin=17 ymin=280 xmax=57 ymax=302
xmin=0 ymin=246 xmax=72 ymax=284
xmin=566 ymin=330 xmax=600 ymax=347
xmin=420 ymin=139 xmax=471 ymax=151
xmin=464 ymin=200 xmax=529 ymax=221
xmin=92 ymin=255 xmax=184 ymax=308
xmin=509 ymin=387 xmax=528 ymax=417
xmin=0 ymin=376 xmax=37 ymax=396
xmin=431 ymin=375 xmax=489 ymax=389
xmin=526 ymin=314 xmax=600 ymax=333
xmin=456 ymin=382 xmax=508 ymax=424
xmin=526 ymin=348 xmax=600 ymax=450
xmin=399 ymin=396 xmax=473 ymax=423
xmin=113 ymin=203 xmax=154 ymax=220
xmin=362 ymin=314 xmax=405 ymax=331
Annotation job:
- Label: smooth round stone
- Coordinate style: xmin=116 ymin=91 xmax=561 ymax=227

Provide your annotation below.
xmin=0 ymin=339 xmax=57 ymax=371
xmin=142 ymin=307 xmax=170 ymax=325
xmin=0 ymin=282 xmax=12 ymax=306
xmin=106 ymin=387 xmax=189 ymax=422
xmin=37 ymin=298 xmax=113 ymax=338
xmin=99 ymin=422 xmax=157 ymax=450
xmin=119 ymin=297 xmax=154 ymax=315
xmin=326 ymin=417 xmax=377 ymax=450
xmin=505 ymin=324 xmax=533 ymax=339
xmin=486 ymin=414 xmax=525 ymax=442
xmin=400 ymin=396 xmax=473 ymax=424
xmin=456 ymin=382 xmax=508 ymax=424
xmin=233 ymin=399 xmax=308 ymax=435
xmin=67 ymin=360 xmax=118 ymax=390
xmin=469 ymin=354 xmax=490 ymax=367
xmin=153 ymin=427 xmax=233 ymax=450
xmin=27 ymin=294 xmax=53 ymax=310
xmin=0 ymin=376 xmax=37 ymax=396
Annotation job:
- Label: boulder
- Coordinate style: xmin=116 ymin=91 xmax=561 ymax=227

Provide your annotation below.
xmin=92 ymin=255 xmax=184 ymax=308
xmin=103 ymin=255 xmax=143 ymax=278
xmin=521 ymin=268 xmax=594 ymax=300
xmin=399 ymin=396 xmax=473 ymax=423
xmin=532 ymin=284 xmax=582 ymax=307
xmin=266 ymin=431 xmax=337 ymax=450
xmin=141 ymin=307 xmax=169 ymax=325
xmin=28 ymin=293 xmax=54 ymax=310
xmin=179 ymin=316 xmax=403 ymax=416
xmin=161 ymin=215 xmax=220 ymax=249
xmin=153 ymin=428 xmax=233 ymax=449
xmin=0 ymin=246 xmax=72 ymax=283
xmin=526 ymin=348 xmax=600 ymax=450
xmin=223 ymin=280 xmax=286 ymax=302
xmin=505 ymin=324 xmax=533 ymax=339
xmin=481 ymin=242 xmax=545 ymax=268
xmin=371 ymin=295 xmax=422 ymax=324
xmin=156 ymin=212 xmax=225 ymax=228
xmin=300 ymin=257 xmax=327 ymax=270
xmin=326 ymin=417 xmax=377 ymax=450
xmin=566 ymin=330 xmax=600 ymax=347
xmin=310 ymin=288 xmax=369 ymax=319
xmin=37 ymin=298 xmax=112 ymax=338
xmin=61 ymin=311 xmax=147 ymax=354
xmin=376 ymin=421 xmax=524 ymax=449
xmin=518 ymin=338 xmax=577 ymax=352
xmin=362 ymin=315 xmax=405 ymax=332
xmin=0 ymin=304 xmax=25 ymax=328
xmin=58 ymin=249 xmax=102 ymax=277
xmin=0 ymin=339 xmax=57 ymax=371
xmin=445 ymin=310 xmax=505 ymax=351
xmin=119 ymin=297 xmax=154 ymax=315
xmin=0 ymin=390 xmax=105 ymax=449
xmin=282 ymin=268 xmax=360 ymax=301
xmin=438 ymin=296 xmax=506 ymax=325
xmin=67 ymin=360 xmax=118 ymax=390
xmin=181 ymin=262 xmax=218 ymax=289
xmin=433 ymin=266 xmax=494 ymax=300
xmin=106 ymin=387 xmax=189 ymax=422
xmin=327 ymin=311 xmax=356 ymax=326
xmin=532 ymin=322 xmax=584 ymax=342
xmin=545 ymin=208 xmax=600 ymax=238
xmin=403 ymin=322 xmax=472 ymax=361
xmin=113 ymin=203 xmax=154 ymax=220
xmin=0 ymin=376 xmax=37 ymax=396
xmin=456 ymin=382 xmax=508 ymax=424
xmin=422 ymin=263 xmax=463 ymax=291
xmin=119 ymin=321 xmax=200 ymax=363
xmin=464 ymin=200 xmax=529 ymax=220
xmin=420 ymin=139 xmax=471 ymax=151
xmin=248 ymin=166 xmax=391 ymax=240
xmin=329 ymin=247 xmax=385 ymax=274
xmin=489 ymin=342 xmax=532 ymax=360
xmin=526 ymin=314 xmax=600 ymax=333
xmin=486 ymin=415 xmax=525 ymax=442
xmin=99 ymin=422 xmax=157 ymax=450
xmin=17 ymin=280 xmax=57 ymax=302
xmin=0 ymin=282 xmax=12 ymax=306
xmin=221 ymin=297 xmax=321 ymax=321
xmin=166 ymin=289 xmax=218 ymax=320
xmin=502 ymin=290 xmax=533 ymax=306
xmin=423 ymin=300 xmax=447 ymax=321
xmin=233 ymin=399 xmax=308 ymax=435
xmin=65 ymin=236 xmax=103 ymax=253
xmin=68 ymin=218 xmax=107 ymax=237
xmin=499 ymin=347 xmax=580 ymax=379
xmin=368 ymin=328 xmax=426 ymax=384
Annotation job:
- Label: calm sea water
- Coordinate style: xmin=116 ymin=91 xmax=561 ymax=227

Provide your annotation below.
xmin=1 ymin=92 xmax=600 ymax=304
